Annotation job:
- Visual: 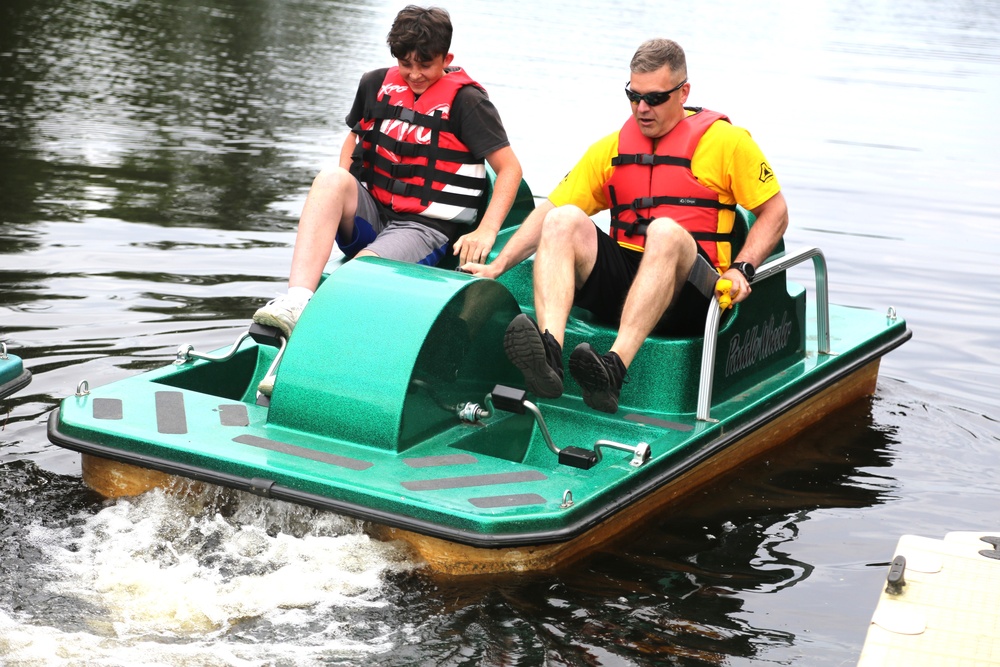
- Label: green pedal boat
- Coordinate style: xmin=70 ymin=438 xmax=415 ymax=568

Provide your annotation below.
xmin=1 ymin=342 xmax=31 ymax=399
xmin=47 ymin=183 xmax=911 ymax=575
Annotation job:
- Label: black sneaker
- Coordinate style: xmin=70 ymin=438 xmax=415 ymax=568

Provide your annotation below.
xmin=503 ymin=314 xmax=564 ymax=398
xmin=569 ymin=343 xmax=628 ymax=414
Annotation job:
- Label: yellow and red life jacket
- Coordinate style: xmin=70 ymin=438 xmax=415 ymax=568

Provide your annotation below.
xmin=352 ymin=67 xmax=487 ymax=225
xmin=603 ymin=107 xmax=736 ymax=268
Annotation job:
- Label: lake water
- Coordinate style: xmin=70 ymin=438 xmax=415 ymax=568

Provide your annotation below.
xmin=2 ymin=0 xmax=999 ymax=665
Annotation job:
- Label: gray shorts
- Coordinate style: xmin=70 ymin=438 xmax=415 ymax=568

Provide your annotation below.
xmin=338 ymin=181 xmax=451 ymax=266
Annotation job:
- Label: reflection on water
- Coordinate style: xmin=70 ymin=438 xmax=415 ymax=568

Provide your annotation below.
xmin=3 ymin=0 xmax=1000 ymax=664
xmin=1 ymin=0 xmax=384 ymax=234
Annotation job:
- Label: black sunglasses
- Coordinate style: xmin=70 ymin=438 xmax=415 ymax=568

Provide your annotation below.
xmin=624 ymin=79 xmax=687 ymax=107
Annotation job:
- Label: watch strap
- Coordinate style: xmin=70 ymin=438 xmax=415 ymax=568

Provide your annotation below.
xmin=731 ymin=261 xmax=755 ymax=281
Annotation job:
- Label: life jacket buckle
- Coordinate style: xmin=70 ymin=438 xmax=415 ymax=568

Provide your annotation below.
xmin=634 ymin=197 xmax=655 ymax=209
xmin=639 ymin=154 xmax=655 ymax=165
xmin=388 ymin=179 xmax=409 ymax=195
xmin=626 ymin=216 xmax=653 ymax=238
xmin=390 ymin=163 xmax=418 ymax=178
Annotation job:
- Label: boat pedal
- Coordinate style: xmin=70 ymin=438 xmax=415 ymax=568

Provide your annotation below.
xmin=489 ymin=384 xmax=528 ymax=414
xmin=248 ymin=322 xmax=284 ymax=347
xmin=558 ymin=446 xmax=598 ymax=470
xmin=489 ymin=384 xmax=583 ymax=464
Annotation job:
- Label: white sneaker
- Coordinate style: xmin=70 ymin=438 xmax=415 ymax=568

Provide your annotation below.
xmin=252 ymin=294 xmax=307 ymax=338
xmin=257 ymin=374 xmax=276 ymax=397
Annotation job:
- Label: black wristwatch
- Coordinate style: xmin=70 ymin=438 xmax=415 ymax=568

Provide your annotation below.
xmin=731 ymin=261 xmax=755 ymax=281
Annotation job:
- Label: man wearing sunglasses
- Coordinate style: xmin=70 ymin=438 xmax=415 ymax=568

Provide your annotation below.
xmin=461 ymin=38 xmax=788 ymax=414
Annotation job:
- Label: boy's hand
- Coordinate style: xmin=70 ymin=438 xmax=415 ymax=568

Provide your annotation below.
xmin=453 ymin=228 xmax=498 ymax=265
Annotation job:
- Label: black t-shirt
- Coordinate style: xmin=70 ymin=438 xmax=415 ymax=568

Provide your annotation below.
xmin=345 ymin=67 xmax=511 ymax=237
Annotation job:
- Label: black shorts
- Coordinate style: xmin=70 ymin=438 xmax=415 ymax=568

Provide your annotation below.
xmin=574 ymin=224 xmax=717 ymax=338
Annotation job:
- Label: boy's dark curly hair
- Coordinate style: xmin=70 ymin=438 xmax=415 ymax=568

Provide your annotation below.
xmin=387 ymin=5 xmax=453 ymax=62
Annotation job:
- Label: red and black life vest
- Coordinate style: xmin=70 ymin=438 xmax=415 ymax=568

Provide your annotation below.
xmin=351 ymin=67 xmax=487 ymax=225
xmin=604 ymin=107 xmax=736 ymax=268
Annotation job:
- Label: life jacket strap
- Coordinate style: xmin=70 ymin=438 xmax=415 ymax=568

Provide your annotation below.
xmin=368 ymin=171 xmax=485 ymax=209
xmin=368 ymin=96 xmax=455 ymax=133
xmin=611 ymin=153 xmax=691 ymax=168
xmin=358 ymin=128 xmax=479 ymax=163
xmin=609 ymin=218 xmax=733 ymax=245
xmin=610 ymin=195 xmax=737 ymax=216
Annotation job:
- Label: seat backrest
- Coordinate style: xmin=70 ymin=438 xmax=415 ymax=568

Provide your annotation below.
xmin=436 ymin=166 xmax=535 ymax=271
xmin=731 ymin=206 xmax=751 ymax=259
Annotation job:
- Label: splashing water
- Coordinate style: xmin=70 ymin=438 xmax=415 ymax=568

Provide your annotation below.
xmin=1 ymin=484 xmax=422 ymax=666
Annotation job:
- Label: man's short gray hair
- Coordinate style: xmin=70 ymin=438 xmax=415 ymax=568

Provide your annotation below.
xmin=630 ymin=39 xmax=687 ymax=77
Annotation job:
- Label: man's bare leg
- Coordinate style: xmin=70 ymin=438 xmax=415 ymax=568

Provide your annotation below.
xmin=610 ymin=218 xmax=697 ymax=367
xmin=569 ymin=217 xmax=697 ymax=413
xmin=502 ymin=205 xmax=598 ymax=398
xmin=532 ymin=205 xmax=599 ymax=347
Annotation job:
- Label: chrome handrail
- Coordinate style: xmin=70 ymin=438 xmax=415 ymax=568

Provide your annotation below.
xmin=173 ymin=328 xmax=289 ymax=367
xmin=696 ymin=246 xmax=831 ymax=422
xmin=175 ymin=331 xmax=253 ymax=365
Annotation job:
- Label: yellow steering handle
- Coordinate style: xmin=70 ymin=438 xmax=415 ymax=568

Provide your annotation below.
xmin=715 ymin=278 xmax=733 ymax=310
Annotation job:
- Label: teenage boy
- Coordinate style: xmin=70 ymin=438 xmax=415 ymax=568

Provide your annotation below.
xmin=253 ymin=5 xmax=522 ymax=338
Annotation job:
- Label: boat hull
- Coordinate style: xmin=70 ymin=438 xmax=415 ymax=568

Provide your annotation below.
xmin=47 ymin=231 xmax=911 ymax=575
xmin=0 ymin=351 xmax=31 ymax=400
xmin=57 ymin=353 xmax=890 ymax=574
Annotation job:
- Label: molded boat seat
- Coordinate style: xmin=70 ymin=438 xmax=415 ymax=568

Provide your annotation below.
xmin=259 ymin=175 xmax=536 ymax=451
xmin=318 ymin=170 xmax=534 ymax=275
